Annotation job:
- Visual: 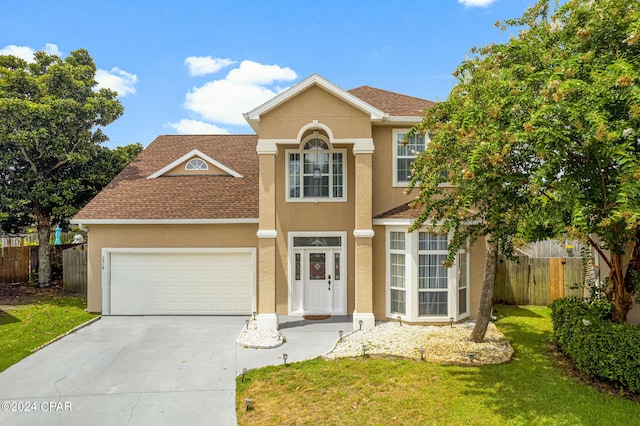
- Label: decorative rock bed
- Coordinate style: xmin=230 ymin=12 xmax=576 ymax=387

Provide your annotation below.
xmin=238 ymin=319 xmax=513 ymax=365
xmin=323 ymin=321 xmax=513 ymax=364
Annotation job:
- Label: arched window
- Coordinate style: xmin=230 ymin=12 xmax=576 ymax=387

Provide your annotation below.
xmin=287 ymin=136 xmax=345 ymax=201
xmin=185 ymin=158 xmax=208 ymax=170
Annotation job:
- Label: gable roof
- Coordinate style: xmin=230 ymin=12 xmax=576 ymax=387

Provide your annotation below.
xmin=73 ymin=135 xmax=259 ymax=223
xmin=348 ymin=86 xmax=435 ymax=117
xmin=244 ymin=74 xmax=386 ymax=133
xmin=147 ymin=149 xmax=243 ymax=178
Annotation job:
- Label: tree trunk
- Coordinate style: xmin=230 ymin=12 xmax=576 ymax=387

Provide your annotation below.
xmin=470 ymin=234 xmax=498 ymax=343
xmin=620 ymin=226 xmax=640 ymax=320
xmin=605 ymin=252 xmax=633 ymax=323
xmin=35 ymin=208 xmax=52 ymax=287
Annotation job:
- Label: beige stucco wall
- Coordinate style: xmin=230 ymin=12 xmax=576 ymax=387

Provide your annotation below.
xmin=271 ymin=142 xmax=357 ymax=314
xmin=84 ymin=223 xmax=258 ymax=313
xmin=258 ymin=85 xmax=372 ymax=140
xmin=371 ymin=125 xmax=418 ymax=216
xmin=254 ymin=84 xmax=377 ymax=316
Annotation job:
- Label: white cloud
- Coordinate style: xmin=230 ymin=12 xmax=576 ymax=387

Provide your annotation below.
xmin=166 ymin=119 xmax=230 ymax=134
xmin=0 ymin=43 xmax=62 ymax=61
xmin=95 ymin=67 xmax=138 ymax=97
xmin=458 ymin=0 xmax=497 ymax=7
xmin=181 ymin=60 xmax=298 ymax=126
xmin=43 ymin=43 xmax=62 ymax=56
xmin=185 ymin=56 xmax=235 ymax=76
xmin=226 ymin=60 xmax=297 ymax=85
xmin=1 ymin=44 xmax=138 ymax=98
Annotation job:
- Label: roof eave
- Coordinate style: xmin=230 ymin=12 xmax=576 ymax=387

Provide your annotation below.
xmin=243 ymin=74 xmax=386 ymax=129
xmin=70 ymin=218 xmax=260 ymax=225
xmin=380 ymin=116 xmax=424 ymax=125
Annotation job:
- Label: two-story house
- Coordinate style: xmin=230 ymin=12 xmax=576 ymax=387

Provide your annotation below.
xmin=72 ymin=74 xmax=486 ymax=330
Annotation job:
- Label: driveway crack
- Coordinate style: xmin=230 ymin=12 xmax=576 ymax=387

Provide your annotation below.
xmin=78 ymin=345 xmax=128 ymax=391
xmin=124 ymin=392 xmax=141 ymax=425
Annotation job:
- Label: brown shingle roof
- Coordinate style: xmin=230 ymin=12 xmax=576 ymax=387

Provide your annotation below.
xmin=374 ymin=202 xmax=422 ymax=220
xmin=348 ymin=86 xmax=435 ymax=117
xmin=74 ymin=135 xmax=259 ymax=220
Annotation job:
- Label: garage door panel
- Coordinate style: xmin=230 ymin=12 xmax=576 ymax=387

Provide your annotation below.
xmin=109 ymin=251 xmax=254 ymax=315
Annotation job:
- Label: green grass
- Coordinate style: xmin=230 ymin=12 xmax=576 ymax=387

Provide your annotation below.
xmin=236 ymin=306 xmax=640 ymax=425
xmin=0 ymin=295 xmax=97 ymax=372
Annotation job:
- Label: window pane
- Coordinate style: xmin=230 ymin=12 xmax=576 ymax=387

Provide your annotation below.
xmin=334 ymin=253 xmax=340 ymax=280
xmin=309 ymin=253 xmax=326 ymax=280
xmin=396 ymin=158 xmax=412 ymax=182
xmin=396 ymin=133 xmax=426 ymax=183
xmin=419 ymin=254 xmax=448 ymax=289
xmin=303 ymin=153 xmax=329 ymax=174
xmin=390 ymin=253 xmax=405 ymax=289
xmin=304 ymin=176 xmax=329 ymax=197
xmin=332 ymin=153 xmax=343 ymax=198
xmin=457 ymin=253 xmax=468 ymax=289
xmin=293 ymin=237 xmax=342 ymax=247
xmin=391 ymin=289 xmax=406 ymax=314
xmin=458 ymin=288 xmax=467 ymax=316
xmin=419 ymin=291 xmax=448 ymax=316
xmin=304 ymin=139 xmax=328 ymax=150
xmin=390 ymin=232 xmax=405 ymax=250
xmin=419 ymin=232 xmax=448 ymax=251
xmin=295 ymin=253 xmax=301 ymax=281
xmin=186 ymin=158 xmax=207 ymax=170
xmin=457 ymin=252 xmax=468 ymax=316
xmin=289 ymin=153 xmax=300 ymax=198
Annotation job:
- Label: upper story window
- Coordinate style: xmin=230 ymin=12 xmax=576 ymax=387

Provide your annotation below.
xmin=287 ymin=136 xmax=346 ymax=202
xmin=393 ymin=130 xmax=427 ymax=186
xmin=185 ymin=158 xmax=208 ymax=170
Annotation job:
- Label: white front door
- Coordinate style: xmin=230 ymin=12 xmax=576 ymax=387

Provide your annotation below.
xmin=303 ymin=250 xmax=333 ymax=312
xmin=289 ymin=233 xmax=346 ymax=315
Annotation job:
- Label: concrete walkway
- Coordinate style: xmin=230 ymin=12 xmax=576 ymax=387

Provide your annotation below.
xmin=0 ymin=315 xmax=351 ymax=426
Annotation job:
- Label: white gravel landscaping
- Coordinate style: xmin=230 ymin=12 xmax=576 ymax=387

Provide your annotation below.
xmin=237 ymin=319 xmax=513 ymax=364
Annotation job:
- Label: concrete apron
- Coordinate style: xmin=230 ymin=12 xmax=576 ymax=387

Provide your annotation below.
xmin=0 ymin=315 xmax=351 ymax=426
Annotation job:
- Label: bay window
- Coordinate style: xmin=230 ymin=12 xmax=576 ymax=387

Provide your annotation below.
xmin=386 ymin=227 xmax=469 ymax=322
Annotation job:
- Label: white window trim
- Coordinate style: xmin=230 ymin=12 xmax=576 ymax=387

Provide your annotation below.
xmin=417 ymin=232 xmax=451 ymax=318
xmin=392 ymin=129 xmax=427 ymax=188
xmin=185 ymin=158 xmax=208 ymax=171
xmin=287 ymin=231 xmax=347 ymax=315
xmin=388 ymin=231 xmax=407 ymax=316
xmin=385 ymin=226 xmax=470 ymax=323
xmin=457 ymin=251 xmax=470 ymax=316
xmin=285 ymin=135 xmax=347 ymax=203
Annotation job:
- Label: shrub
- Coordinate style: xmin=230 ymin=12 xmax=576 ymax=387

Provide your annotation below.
xmin=550 ymin=297 xmax=640 ymax=392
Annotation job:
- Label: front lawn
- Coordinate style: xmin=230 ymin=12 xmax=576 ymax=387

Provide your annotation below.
xmin=0 ymin=291 xmax=97 ymax=372
xmin=236 ymin=306 xmax=640 ymax=425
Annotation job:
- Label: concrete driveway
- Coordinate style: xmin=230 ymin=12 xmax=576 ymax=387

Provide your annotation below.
xmin=0 ymin=315 xmax=349 ymax=426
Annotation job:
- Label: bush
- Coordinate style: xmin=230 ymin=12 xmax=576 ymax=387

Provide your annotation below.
xmin=550 ymin=297 xmax=640 ymax=392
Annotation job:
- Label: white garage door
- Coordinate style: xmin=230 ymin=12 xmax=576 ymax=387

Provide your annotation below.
xmin=107 ymin=250 xmax=254 ymax=315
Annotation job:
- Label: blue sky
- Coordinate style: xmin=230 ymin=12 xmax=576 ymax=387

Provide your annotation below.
xmin=2 ymin=0 xmax=536 ymax=148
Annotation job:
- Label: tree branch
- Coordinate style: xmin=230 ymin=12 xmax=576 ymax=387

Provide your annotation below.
xmin=588 ymin=235 xmax=612 ymax=271
xmin=18 ymin=145 xmax=38 ymax=174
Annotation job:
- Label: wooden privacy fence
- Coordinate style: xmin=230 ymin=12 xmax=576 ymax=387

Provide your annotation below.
xmin=0 ymin=246 xmax=31 ymax=283
xmin=493 ymin=256 xmax=585 ymax=305
xmin=62 ymin=244 xmax=87 ymax=293
xmin=0 ymin=244 xmax=87 ymax=293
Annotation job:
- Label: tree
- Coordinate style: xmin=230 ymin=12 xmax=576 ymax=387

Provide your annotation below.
xmin=410 ymin=0 xmax=640 ymax=334
xmin=407 ymin=29 xmax=542 ymax=342
xmin=0 ymin=49 xmax=126 ymax=286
